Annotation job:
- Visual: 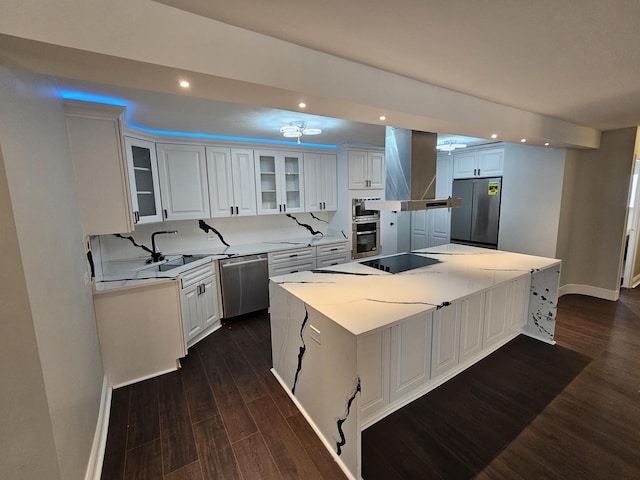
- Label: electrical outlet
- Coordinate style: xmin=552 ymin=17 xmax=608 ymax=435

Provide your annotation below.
xmin=309 ymin=325 xmax=321 ymax=345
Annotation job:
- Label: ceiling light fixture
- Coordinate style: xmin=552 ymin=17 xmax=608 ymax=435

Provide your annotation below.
xmin=491 ymin=133 xmax=498 ymax=139
xmin=298 ymin=102 xmax=306 ymax=108
xmin=379 ymin=115 xmax=386 ymax=121
xmin=520 ymin=138 xmax=527 ymax=143
xmin=179 ymin=80 xmax=190 ymax=88
xmin=280 ymin=121 xmax=322 ymax=144
xmin=544 ymin=142 xmax=550 ymax=146
xmin=436 ymin=141 xmax=467 ymax=155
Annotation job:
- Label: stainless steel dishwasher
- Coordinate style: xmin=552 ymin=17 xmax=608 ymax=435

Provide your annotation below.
xmin=219 ymin=254 xmax=269 ymax=319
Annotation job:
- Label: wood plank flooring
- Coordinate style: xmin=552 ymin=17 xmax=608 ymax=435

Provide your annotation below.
xmin=102 ymin=289 xmax=640 ymax=480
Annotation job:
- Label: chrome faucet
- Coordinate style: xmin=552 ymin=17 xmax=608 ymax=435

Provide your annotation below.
xmin=150 ymin=230 xmax=178 ymax=263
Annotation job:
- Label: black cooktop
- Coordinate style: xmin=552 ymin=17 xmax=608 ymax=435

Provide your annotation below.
xmin=360 ymin=253 xmax=441 ymax=273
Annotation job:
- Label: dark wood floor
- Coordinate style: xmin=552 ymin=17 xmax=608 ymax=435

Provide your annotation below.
xmin=102 ymin=290 xmax=640 ymax=480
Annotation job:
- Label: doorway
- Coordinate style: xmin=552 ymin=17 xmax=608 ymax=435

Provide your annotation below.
xmin=622 ymin=157 xmax=640 ymax=288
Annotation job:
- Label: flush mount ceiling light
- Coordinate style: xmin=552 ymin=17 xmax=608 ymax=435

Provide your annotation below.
xmin=436 ymin=141 xmax=467 ymax=154
xmin=178 ymin=80 xmax=190 ymax=88
xmin=279 ymin=121 xmax=322 ymax=144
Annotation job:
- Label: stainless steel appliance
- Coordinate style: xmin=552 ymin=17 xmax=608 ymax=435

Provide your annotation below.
xmin=450 ymin=177 xmax=502 ymax=248
xmin=352 ymin=198 xmax=381 ymax=259
xmin=360 ymin=253 xmax=440 ymax=273
xmin=219 ymin=254 xmax=269 ymax=319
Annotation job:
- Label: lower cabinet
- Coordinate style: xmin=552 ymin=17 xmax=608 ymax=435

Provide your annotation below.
xmin=180 ymin=263 xmax=220 ymax=348
xmin=483 ymin=276 xmax=530 ymax=349
xmin=459 ymin=293 xmax=485 ymax=363
xmin=431 ymin=303 xmax=460 ymax=378
xmin=358 ymin=329 xmax=390 ymax=420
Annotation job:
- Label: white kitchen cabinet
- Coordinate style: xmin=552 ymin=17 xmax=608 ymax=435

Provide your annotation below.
xmin=483 ymin=281 xmax=509 ymax=348
xmin=156 ymin=143 xmax=210 ymax=220
xmin=303 ymin=152 xmax=337 ymax=211
xmin=453 ymin=147 xmax=504 ymax=178
xmin=508 ymin=276 xmax=531 ymax=333
xmin=358 ymin=329 xmax=390 ymax=421
xmin=315 ymin=242 xmax=350 ymax=267
xmin=459 ymin=292 xmax=485 ymax=363
xmin=255 ymin=150 xmax=304 ymax=214
xmin=348 ymin=149 xmax=385 ymax=189
xmin=180 ymin=262 xmax=220 ymax=348
xmin=389 ymin=312 xmax=433 ymax=402
xmin=206 ymin=146 xmax=257 ymax=217
xmin=124 ymin=136 xmax=163 ymax=224
xmin=431 ymin=304 xmax=460 ymax=378
xmin=268 ymin=246 xmax=316 ymax=276
xmin=64 ymin=101 xmax=134 ymax=235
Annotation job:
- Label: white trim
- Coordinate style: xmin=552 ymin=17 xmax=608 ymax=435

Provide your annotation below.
xmin=521 ymin=330 xmax=556 ymax=345
xmin=270 ymin=369 xmax=358 ymax=480
xmin=631 ymin=273 xmax=640 ymax=289
xmin=559 ymin=283 xmax=619 ymax=301
xmin=84 ymin=376 xmax=112 ymax=480
xmin=111 ymin=366 xmax=178 ymax=389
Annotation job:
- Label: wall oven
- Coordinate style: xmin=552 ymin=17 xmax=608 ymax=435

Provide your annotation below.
xmin=352 ymin=198 xmax=381 ymax=259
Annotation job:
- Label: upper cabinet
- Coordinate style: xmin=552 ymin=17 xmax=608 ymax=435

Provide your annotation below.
xmin=348 ymin=149 xmax=385 ymax=189
xmin=156 ymin=143 xmax=210 ymax=220
xmin=124 ymin=137 xmax=163 ymax=224
xmin=206 ymin=147 xmax=257 ymax=217
xmin=452 ymin=147 xmax=504 ymax=179
xmin=64 ymin=101 xmax=134 ymax=235
xmin=255 ymin=150 xmax=304 ymax=214
xmin=304 ymin=153 xmax=337 ymax=211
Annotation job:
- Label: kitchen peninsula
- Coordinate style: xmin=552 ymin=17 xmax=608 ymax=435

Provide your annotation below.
xmin=269 ymin=244 xmax=560 ymax=479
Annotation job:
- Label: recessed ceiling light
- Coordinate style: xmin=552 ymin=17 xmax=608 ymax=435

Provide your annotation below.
xmin=179 ymin=80 xmax=190 ymax=88
xmin=544 ymin=142 xmax=550 ymax=146
xmin=520 ymin=138 xmax=527 ymax=143
xmin=491 ymin=134 xmax=498 ymax=139
xmin=379 ymin=115 xmax=386 ymax=121
xmin=298 ymin=102 xmax=306 ymax=108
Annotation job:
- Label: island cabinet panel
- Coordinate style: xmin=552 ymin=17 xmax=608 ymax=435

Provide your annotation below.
xmin=431 ymin=304 xmax=460 ymax=379
xmin=357 ymin=329 xmax=390 ymax=421
xmin=509 ymin=276 xmax=531 ymax=333
xmin=459 ymin=292 xmax=486 ymax=363
xmin=483 ymin=281 xmax=510 ymax=348
xmin=389 ymin=312 xmax=433 ymax=402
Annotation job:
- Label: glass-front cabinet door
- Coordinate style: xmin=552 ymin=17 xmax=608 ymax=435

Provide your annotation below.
xmin=255 ymin=150 xmax=304 ymax=215
xmin=124 ymin=136 xmax=163 ymax=224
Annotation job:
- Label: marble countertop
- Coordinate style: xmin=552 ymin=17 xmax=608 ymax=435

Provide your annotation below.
xmin=270 ymin=244 xmax=561 ymax=336
xmin=93 ymin=235 xmax=349 ymax=294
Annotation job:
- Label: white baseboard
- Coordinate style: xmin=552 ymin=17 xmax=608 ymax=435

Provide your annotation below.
xmin=85 ymin=376 xmax=112 ymax=480
xmin=559 ymin=283 xmax=619 ymax=301
xmin=270 ymin=369 xmax=358 ymax=480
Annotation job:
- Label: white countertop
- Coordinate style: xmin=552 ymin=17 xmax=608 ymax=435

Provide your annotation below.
xmin=93 ymin=235 xmax=348 ymax=293
xmin=270 ymin=244 xmax=561 ymax=336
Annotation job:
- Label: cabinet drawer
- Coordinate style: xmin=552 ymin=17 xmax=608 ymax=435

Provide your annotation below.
xmin=316 ymin=242 xmax=349 ymax=257
xmin=316 ymin=252 xmax=350 ymax=268
xmin=268 ymin=247 xmax=315 ymax=265
xmin=180 ymin=261 xmax=215 ymax=288
xmin=268 ymin=259 xmax=316 ymax=277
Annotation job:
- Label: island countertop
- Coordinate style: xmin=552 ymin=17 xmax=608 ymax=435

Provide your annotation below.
xmin=270 ymin=244 xmax=561 ymax=336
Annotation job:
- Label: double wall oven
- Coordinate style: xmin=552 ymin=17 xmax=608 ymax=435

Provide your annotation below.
xmin=352 ymin=198 xmax=381 ymax=259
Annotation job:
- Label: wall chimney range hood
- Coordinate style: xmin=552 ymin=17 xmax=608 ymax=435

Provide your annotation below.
xmin=365 ymin=127 xmax=462 ymax=212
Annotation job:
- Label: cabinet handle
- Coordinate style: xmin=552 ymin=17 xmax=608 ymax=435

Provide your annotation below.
xmin=235 ymin=206 xmax=239 ymax=215
xmin=230 ymin=206 xmax=234 ymax=215
xmin=197 ymin=284 xmax=201 ymax=295
xmin=279 ymin=204 xmax=282 ymax=212
xmin=163 ymin=209 xmax=168 ymax=219
xmin=289 ymin=254 xmax=298 ymax=258
xmin=201 ymin=283 xmax=206 ymax=294
xmin=478 ymin=168 xmax=481 ymax=175
xmin=330 ymin=247 xmax=338 ymax=251
xmin=284 ymin=204 xmax=287 ymax=212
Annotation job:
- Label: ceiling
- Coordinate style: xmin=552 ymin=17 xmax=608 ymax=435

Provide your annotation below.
xmin=154 ymin=0 xmax=640 ymax=131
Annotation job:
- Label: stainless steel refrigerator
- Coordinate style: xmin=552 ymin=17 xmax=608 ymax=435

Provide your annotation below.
xmin=450 ymin=177 xmax=502 ymax=248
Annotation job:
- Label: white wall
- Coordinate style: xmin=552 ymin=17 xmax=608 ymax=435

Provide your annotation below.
xmin=0 ymin=68 xmax=104 ymax=479
xmin=499 ymin=144 xmax=566 ymax=258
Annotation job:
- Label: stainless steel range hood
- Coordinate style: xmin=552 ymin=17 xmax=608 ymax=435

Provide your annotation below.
xmin=365 ymin=128 xmax=461 ymax=211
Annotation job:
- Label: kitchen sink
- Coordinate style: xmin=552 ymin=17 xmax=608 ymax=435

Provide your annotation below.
xmin=142 ymin=254 xmax=211 ymax=272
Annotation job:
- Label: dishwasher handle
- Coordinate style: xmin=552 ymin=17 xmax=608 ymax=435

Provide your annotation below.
xmin=221 ymin=257 xmax=268 ymax=268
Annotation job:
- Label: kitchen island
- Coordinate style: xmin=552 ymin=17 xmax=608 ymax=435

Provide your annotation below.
xmin=269 ymin=244 xmax=560 ymax=479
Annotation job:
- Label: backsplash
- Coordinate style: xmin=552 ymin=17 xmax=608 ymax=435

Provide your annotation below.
xmin=93 ymin=211 xmax=341 ymax=264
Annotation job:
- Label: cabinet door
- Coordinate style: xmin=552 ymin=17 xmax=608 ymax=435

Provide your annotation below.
xmin=255 ymin=150 xmax=280 ymax=214
xmin=206 ymin=147 xmax=234 ymax=218
xmin=368 ymin=151 xmax=385 ymax=189
xmin=303 ymin=152 xmax=322 ymax=211
xmin=459 ymin=293 xmax=485 ymax=363
xmin=348 ymin=150 xmax=368 ymax=189
xmin=200 ymin=275 xmax=220 ymax=331
xmin=357 ymin=329 xmax=390 ymax=422
xmin=157 ymin=144 xmax=210 ymax=220
xmin=478 ymin=148 xmax=504 ymax=176
xmin=321 ymin=154 xmax=338 ymax=211
xmin=181 ymin=283 xmax=202 ymax=343
xmin=430 ymin=155 xmax=452 ymax=246
xmin=452 ymin=151 xmax=479 ymax=178
xmin=431 ymin=304 xmax=460 ymax=378
xmin=281 ymin=152 xmax=304 ymax=213
xmin=390 ymin=312 xmax=433 ymax=402
xmin=508 ymin=276 xmax=530 ymax=333
xmin=483 ymin=282 xmax=509 ymax=348
xmin=411 ymin=210 xmax=429 ymax=250
xmin=124 ymin=137 xmax=163 ymax=224
xmin=231 ymin=148 xmax=257 ymax=216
